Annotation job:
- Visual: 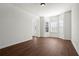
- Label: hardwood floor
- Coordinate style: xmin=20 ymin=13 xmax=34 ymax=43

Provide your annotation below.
xmin=0 ymin=37 xmax=78 ymax=56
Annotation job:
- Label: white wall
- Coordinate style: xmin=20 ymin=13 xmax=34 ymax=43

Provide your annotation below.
xmin=64 ymin=11 xmax=71 ymax=40
xmin=0 ymin=4 xmax=38 ymax=49
xmin=71 ymin=4 xmax=79 ymax=55
xmin=33 ymin=17 xmax=40 ymax=37
xmin=40 ymin=17 xmax=45 ymax=37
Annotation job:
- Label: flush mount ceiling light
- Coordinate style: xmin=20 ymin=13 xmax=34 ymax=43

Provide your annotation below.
xmin=40 ymin=3 xmax=46 ymax=6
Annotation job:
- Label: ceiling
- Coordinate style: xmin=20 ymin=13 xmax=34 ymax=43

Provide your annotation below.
xmin=12 ymin=3 xmax=74 ymax=17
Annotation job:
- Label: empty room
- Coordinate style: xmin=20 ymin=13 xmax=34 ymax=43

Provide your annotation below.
xmin=0 ymin=3 xmax=79 ymax=56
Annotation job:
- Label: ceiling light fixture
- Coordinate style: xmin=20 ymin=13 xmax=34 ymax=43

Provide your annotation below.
xmin=40 ymin=3 xmax=46 ymax=7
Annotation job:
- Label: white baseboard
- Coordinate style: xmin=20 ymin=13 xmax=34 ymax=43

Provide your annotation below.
xmin=71 ymin=40 xmax=79 ymax=55
xmin=0 ymin=37 xmax=32 ymax=49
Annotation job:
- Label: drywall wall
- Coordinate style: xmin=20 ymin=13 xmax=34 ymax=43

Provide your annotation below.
xmin=32 ymin=17 xmax=40 ymax=37
xmin=71 ymin=4 xmax=79 ymax=55
xmin=64 ymin=11 xmax=71 ymax=40
xmin=40 ymin=17 xmax=45 ymax=37
xmin=36 ymin=18 xmax=40 ymax=37
xmin=0 ymin=4 xmax=38 ymax=49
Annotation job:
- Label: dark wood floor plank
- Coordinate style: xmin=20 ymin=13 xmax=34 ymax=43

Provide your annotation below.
xmin=0 ymin=37 xmax=78 ymax=56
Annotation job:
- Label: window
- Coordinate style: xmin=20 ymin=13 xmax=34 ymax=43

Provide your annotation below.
xmin=50 ymin=21 xmax=58 ymax=32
